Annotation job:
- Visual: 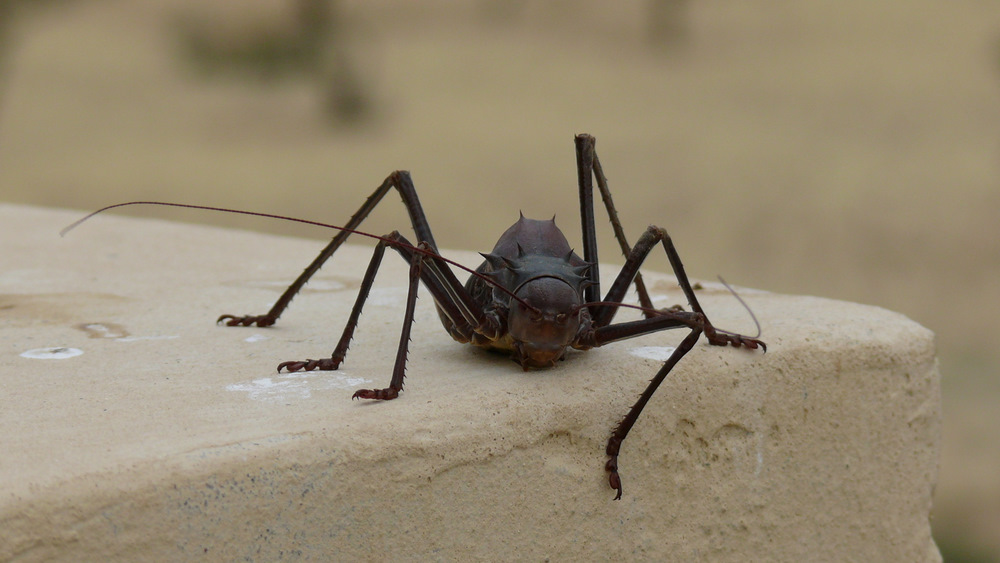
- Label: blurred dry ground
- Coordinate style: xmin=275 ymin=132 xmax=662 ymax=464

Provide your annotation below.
xmin=1 ymin=0 xmax=998 ymax=559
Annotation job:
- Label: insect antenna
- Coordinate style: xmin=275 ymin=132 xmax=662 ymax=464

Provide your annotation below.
xmin=577 ymin=301 xmax=667 ymax=317
xmin=60 ymin=201 xmax=541 ymax=313
xmin=713 ymin=276 xmax=762 ymax=340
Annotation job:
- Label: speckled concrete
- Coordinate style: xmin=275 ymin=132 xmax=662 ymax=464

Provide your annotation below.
xmin=0 ymin=204 xmax=941 ymax=561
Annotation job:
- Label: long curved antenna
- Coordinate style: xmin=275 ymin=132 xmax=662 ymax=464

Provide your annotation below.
xmin=714 ymin=276 xmax=762 ymax=340
xmin=60 ymin=201 xmax=541 ymax=313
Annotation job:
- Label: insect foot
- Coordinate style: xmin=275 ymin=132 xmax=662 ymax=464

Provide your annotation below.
xmin=704 ymin=325 xmax=767 ymax=352
xmin=217 ymin=314 xmax=276 ymax=327
xmin=605 ymin=437 xmax=624 ymax=500
xmin=277 ymin=358 xmax=341 ymax=372
xmin=352 ymin=387 xmax=400 ymax=401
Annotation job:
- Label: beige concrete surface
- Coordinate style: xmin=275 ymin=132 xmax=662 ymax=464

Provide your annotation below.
xmin=2 ymin=203 xmax=940 ymax=561
xmin=2 ymin=1 xmax=998 ymax=556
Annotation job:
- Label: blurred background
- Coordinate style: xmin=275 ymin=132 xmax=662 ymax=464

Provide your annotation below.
xmin=1 ymin=0 xmax=997 ymax=559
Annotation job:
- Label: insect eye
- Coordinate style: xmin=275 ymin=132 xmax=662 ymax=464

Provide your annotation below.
xmin=555 ymin=313 xmax=568 ymax=324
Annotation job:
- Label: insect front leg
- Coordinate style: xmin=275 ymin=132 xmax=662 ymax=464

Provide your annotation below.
xmin=605 ymin=328 xmax=702 ymax=500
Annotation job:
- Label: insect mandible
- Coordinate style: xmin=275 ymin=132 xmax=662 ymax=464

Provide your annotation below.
xmin=63 ymin=134 xmax=766 ymax=499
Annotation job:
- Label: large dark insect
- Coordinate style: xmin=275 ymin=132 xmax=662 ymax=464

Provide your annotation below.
xmin=63 ymin=134 xmax=765 ymax=499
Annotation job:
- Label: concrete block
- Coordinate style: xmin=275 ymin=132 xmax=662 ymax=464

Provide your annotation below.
xmin=0 ymin=204 xmax=941 ymax=561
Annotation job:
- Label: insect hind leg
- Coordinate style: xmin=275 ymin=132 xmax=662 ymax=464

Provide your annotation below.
xmin=218 ymin=170 xmax=438 ymax=327
xmin=574 ymin=134 xmax=658 ymax=317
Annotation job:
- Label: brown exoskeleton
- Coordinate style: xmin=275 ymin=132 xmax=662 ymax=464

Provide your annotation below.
xmin=63 ymin=134 xmax=765 ymax=499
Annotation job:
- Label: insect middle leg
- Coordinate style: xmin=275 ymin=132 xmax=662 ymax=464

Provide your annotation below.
xmin=276 ymin=233 xmax=425 ymax=399
xmin=591 ymin=225 xmax=764 ymax=350
xmin=277 ymin=232 xmax=490 ymax=401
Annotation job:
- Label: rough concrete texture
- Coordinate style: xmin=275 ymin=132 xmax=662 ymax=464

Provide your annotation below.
xmin=1 ymin=203 xmax=941 ymax=561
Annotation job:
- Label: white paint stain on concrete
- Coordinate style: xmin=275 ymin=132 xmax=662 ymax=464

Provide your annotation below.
xmin=80 ymin=323 xmax=128 ymax=339
xmin=20 ymin=347 xmax=84 ymax=359
xmin=116 ymin=335 xmax=180 ymax=342
xmin=244 ymin=334 xmax=269 ymax=343
xmin=628 ymin=346 xmax=677 ymax=362
xmin=227 ymin=371 xmax=372 ymax=403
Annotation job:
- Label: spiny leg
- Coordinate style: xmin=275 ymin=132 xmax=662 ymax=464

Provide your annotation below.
xmin=582 ymin=308 xmax=702 ymax=347
xmin=278 ymin=231 xmax=490 ymax=397
xmin=351 ymin=242 xmax=426 ymax=401
xmin=278 ymin=233 xmax=425 ymax=399
xmin=578 ymin=225 xmax=764 ymax=499
xmin=605 ymin=328 xmax=702 ymax=500
xmin=591 ymin=225 xmax=700 ymax=328
xmin=346 ymin=236 xmax=490 ymax=400
xmin=276 ymin=235 xmax=392 ymax=373
xmin=575 ymin=134 xmax=601 ymax=304
xmin=218 ymin=170 xmax=437 ymax=327
xmin=574 ymin=134 xmax=656 ymax=316
xmin=587 ymin=225 xmax=763 ymax=350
